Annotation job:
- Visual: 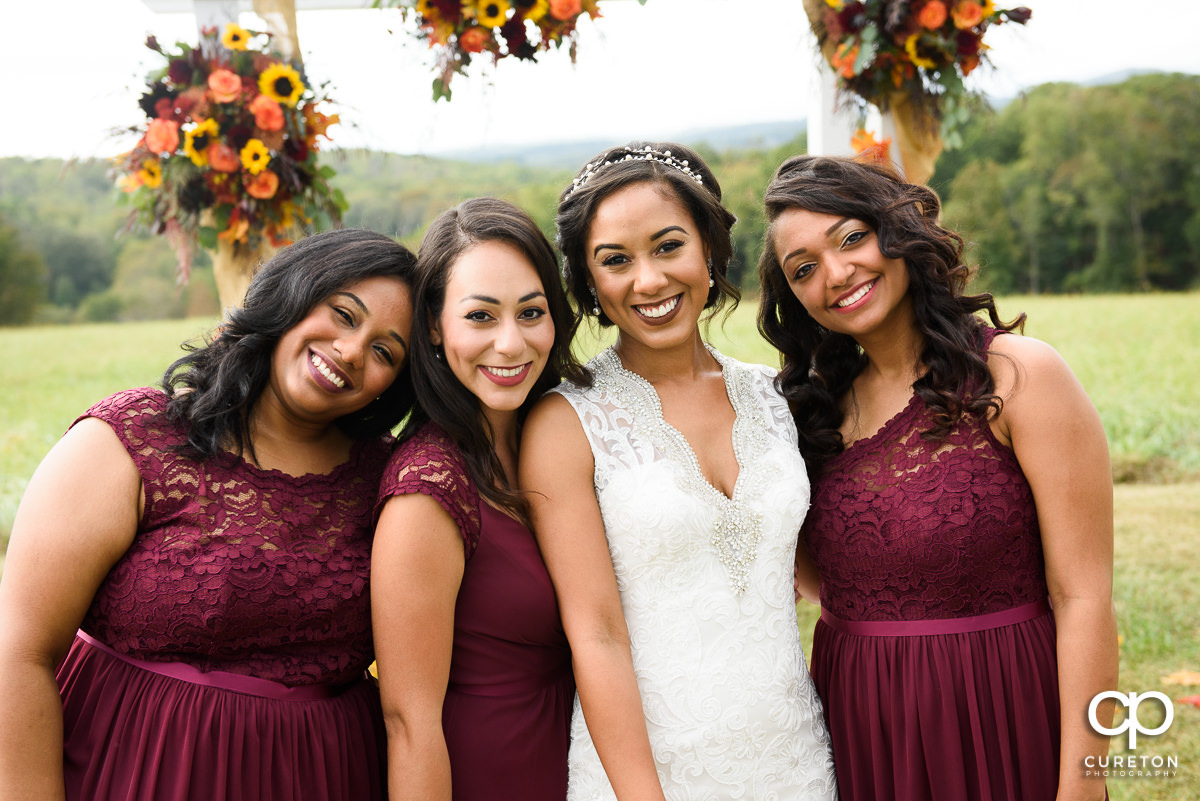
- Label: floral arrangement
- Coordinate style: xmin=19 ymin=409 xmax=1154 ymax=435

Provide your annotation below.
xmin=114 ymin=23 xmax=345 ymax=281
xmin=375 ymin=0 xmax=606 ymax=100
xmin=818 ymin=0 xmax=1031 ymax=143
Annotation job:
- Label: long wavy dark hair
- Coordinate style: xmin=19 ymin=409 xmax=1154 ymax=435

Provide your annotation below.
xmin=756 ymin=154 xmax=1024 ymax=473
xmin=405 ymin=197 xmax=588 ymax=522
xmin=163 ymin=228 xmax=419 ymax=461
xmin=556 ymin=141 xmax=740 ymax=337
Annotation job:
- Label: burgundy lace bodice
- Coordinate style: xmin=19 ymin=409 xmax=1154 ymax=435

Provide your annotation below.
xmin=803 ymin=331 xmax=1047 ymax=622
xmin=376 ymin=423 xmax=482 ymax=559
xmin=76 ymin=387 xmax=392 ymax=686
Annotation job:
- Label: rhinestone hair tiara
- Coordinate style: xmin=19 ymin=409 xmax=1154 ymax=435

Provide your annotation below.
xmin=563 ymin=146 xmax=704 ymax=200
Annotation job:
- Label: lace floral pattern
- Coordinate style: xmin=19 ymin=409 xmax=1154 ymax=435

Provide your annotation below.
xmin=804 ymin=329 xmax=1047 ymax=622
xmin=377 ymin=423 xmax=482 ymax=559
xmin=77 ymin=387 xmax=392 ymax=686
xmin=552 ymin=347 xmax=837 ymax=801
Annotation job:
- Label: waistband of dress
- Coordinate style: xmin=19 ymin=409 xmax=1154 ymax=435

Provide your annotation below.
xmin=819 ymin=598 xmax=1052 ymax=637
xmin=75 ymin=630 xmax=367 ymax=701
xmin=448 ymin=667 xmax=574 ymax=698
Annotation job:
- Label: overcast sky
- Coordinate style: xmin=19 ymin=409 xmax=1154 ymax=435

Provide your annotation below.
xmin=1 ymin=0 xmax=1197 ymax=161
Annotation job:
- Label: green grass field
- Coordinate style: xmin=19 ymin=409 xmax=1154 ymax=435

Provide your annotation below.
xmin=2 ymin=294 xmax=1198 ymax=797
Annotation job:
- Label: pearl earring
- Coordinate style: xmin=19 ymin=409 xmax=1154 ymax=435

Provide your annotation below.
xmin=707 ymin=258 xmax=715 ymax=288
xmin=589 ymin=287 xmax=600 ymax=316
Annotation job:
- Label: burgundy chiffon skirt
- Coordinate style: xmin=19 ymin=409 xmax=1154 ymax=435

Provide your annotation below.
xmin=56 ymin=633 xmax=387 ymax=801
xmin=810 ymin=604 xmax=1060 ymax=801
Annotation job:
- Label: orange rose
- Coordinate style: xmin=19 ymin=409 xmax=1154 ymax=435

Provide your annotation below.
xmin=831 ymin=42 xmax=860 ymax=79
xmin=208 ymin=68 xmax=242 ymax=103
xmin=952 ymin=1 xmax=984 ymax=29
xmin=209 ymin=142 xmax=241 ymax=173
xmin=145 ymin=118 xmax=180 ymax=154
xmin=549 ymin=0 xmax=582 ymax=20
xmin=458 ymin=26 xmax=490 ymax=53
xmin=249 ymin=94 xmax=285 ymax=132
xmin=244 ymin=169 xmax=280 ymax=199
xmin=917 ymin=0 xmax=948 ymax=29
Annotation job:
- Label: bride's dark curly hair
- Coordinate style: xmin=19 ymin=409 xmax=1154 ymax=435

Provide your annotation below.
xmin=162 ymin=228 xmax=419 ymax=462
xmin=756 ymin=154 xmax=1024 ymax=473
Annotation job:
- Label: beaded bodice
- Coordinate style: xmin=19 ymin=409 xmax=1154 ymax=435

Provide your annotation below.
xmin=77 ymin=387 xmax=391 ymax=686
xmin=559 ymin=346 xmax=784 ymax=593
xmin=804 ymin=331 xmax=1047 ymax=622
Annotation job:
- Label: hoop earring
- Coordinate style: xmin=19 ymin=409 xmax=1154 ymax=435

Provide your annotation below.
xmin=589 ymin=286 xmax=601 ymax=316
xmin=707 ymin=258 xmax=715 ymax=288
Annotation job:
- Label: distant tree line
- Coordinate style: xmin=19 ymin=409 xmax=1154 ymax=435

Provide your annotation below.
xmin=1 ymin=72 xmax=1196 ymax=326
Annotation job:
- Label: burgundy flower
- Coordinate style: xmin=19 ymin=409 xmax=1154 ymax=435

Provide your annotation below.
xmin=167 ymin=58 xmax=194 ymax=86
xmin=138 ymin=84 xmax=176 ymax=119
xmin=501 ymin=16 xmax=535 ymax=59
xmin=956 ymin=29 xmax=981 ymax=56
xmin=155 ymin=96 xmax=177 ymax=120
xmin=837 ymin=2 xmax=868 ymax=34
xmin=225 ymin=123 xmax=253 ymax=150
xmin=1005 ymin=6 xmax=1032 ymax=24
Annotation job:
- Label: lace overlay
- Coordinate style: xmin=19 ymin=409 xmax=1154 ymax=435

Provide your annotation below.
xmin=77 ymin=387 xmax=392 ymax=686
xmin=804 ymin=330 xmax=1047 ymax=622
xmin=376 ymin=423 xmax=482 ymax=559
xmin=552 ymin=347 xmax=837 ymax=801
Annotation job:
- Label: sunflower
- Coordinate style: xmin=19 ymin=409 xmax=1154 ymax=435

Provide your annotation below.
xmin=904 ymin=33 xmax=938 ymax=69
xmin=184 ymin=118 xmax=220 ymax=167
xmin=416 ymin=0 xmax=439 ymax=19
xmin=138 ymin=159 xmax=163 ymax=189
xmin=521 ymin=0 xmax=549 ymax=22
xmin=475 ymin=0 xmax=511 ymax=27
xmin=258 ymin=63 xmax=305 ymax=107
xmin=221 ymin=23 xmax=252 ymax=51
xmin=240 ymin=138 xmax=271 ymax=175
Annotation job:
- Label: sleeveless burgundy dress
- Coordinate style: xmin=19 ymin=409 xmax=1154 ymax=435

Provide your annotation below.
xmin=376 ymin=422 xmax=574 ymax=801
xmin=803 ymin=328 xmax=1062 ymax=801
xmin=55 ymin=387 xmax=390 ymax=801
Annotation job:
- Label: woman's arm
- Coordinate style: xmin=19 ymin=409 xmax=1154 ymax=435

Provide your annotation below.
xmin=520 ymin=395 xmax=667 ymax=801
xmin=0 ymin=418 xmax=141 ymax=801
xmin=794 ymin=540 xmax=822 ymax=605
xmin=991 ymin=334 xmax=1118 ymax=801
xmin=371 ymin=492 xmax=465 ymax=801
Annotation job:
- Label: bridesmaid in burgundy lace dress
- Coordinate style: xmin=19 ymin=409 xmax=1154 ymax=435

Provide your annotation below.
xmin=371 ymin=198 xmax=587 ymax=801
xmin=0 ymin=230 xmax=418 ymax=801
xmin=756 ymin=155 xmax=1119 ymax=801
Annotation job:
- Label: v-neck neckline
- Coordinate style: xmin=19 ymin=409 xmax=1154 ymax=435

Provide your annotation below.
xmin=603 ymin=345 xmax=744 ymax=504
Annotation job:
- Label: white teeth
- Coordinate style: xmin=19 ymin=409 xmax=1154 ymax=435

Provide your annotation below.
xmin=636 ymin=296 xmax=679 ymax=319
xmin=311 ymin=353 xmax=345 ymax=388
xmin=485 ymin=365 xmax=524 ymax=378
xmin=836 ymin=280 xmax=875 ymax=308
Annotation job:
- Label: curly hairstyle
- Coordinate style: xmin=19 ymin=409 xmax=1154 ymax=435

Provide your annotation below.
xmin=405 ymin=197 xmax=589 ymax=523
xmin=163 ymin=228 xmax=419 ymax=461
xmin=755 ymin=154 xmax=1024 ymax=473
xmin=556 ymin=141 xmax=740 ymax=335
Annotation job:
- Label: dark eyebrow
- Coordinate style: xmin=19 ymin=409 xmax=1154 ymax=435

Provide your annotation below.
xmin=592 ymin=225 xmax=689 ymax=257
xmin=459 ymin=290 xmax=547 ymax=305
xmin=650 ymin=225 xmax=687 ymax=241
xmin=334 ymin=290 xmax=407 ymax=352
xmin=781 ymin=217 xmax=852 ymax=263
xmin=332 ymin=290 xmax=367 ymax=312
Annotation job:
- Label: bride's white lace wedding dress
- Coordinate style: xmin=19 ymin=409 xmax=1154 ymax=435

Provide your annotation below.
xmin=551 ymin=346 xmax=837 ymax=801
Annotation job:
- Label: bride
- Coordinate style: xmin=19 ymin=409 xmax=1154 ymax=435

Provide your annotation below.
xmin=521 ymin=142 xmax=837 ymax=800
